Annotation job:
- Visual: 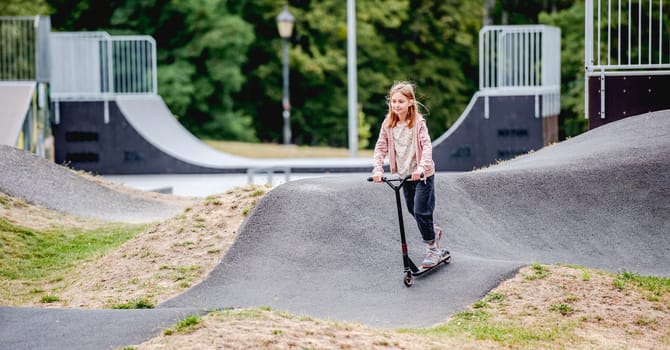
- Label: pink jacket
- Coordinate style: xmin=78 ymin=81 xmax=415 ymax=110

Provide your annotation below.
xmin=373 ymin=117 xmax=435 ymax=178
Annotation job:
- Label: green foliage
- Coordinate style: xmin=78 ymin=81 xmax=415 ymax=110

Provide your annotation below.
xmin=357 ymin=107 xmax=371 ymax=150
xmin=43 ymin=0 xmax=588 ymax=146
xmin=112 ymin=298 xmax=155 ymax=309
xmin=164 ymin=314 xmax=202 ymax=335
xmin=614 ymin=271 xmax=670 ymax=298
xmin=48 ymin=0 xmax=257 ymax=141
xmin=525 ymin=264 xmax=550 ymax=280
xmin=539 ymin=2 xmax=589 ymax=138
xmin=401 ymin=308 xmax=567 ymax=345
xmin=40 ymin=295 xmax=60 ymax=303
xmin=0 ymin=0 xmax=52 ymax=16
xmin=157 ymin=61 xmax=195 ymax=118
xmin=549 ymin=303 xmax=575 ymax=316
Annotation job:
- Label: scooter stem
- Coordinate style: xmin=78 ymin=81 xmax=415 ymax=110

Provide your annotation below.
xmin=391 ymin=180 xmax=419 ymax=273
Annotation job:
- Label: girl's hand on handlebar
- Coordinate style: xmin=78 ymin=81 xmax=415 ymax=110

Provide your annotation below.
xmin=372 ymin=172 xmax=383 ymax=183
xmin=411 ymin=171 xmax=422 ymax=181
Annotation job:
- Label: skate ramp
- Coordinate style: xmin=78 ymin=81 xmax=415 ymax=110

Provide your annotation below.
xmin=0 ymin=145 xmax=185 ymax=223
xmin=0 ymin=82 xmax=35 ymax=147
xmin=163 ymin=111 xmax=670 ymax=328
xmin=431 ymin=92 xmax=550 ymax=171
xmin=116 ymin=96 xmax=252 ymax=168
xmin=53 ymin=96 xmax=372 ymax=174
xmin=116 ymin=95 xmax=373 ymax=171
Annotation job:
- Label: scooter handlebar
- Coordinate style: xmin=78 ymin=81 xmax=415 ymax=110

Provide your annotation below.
xmin=366 ymin=174 xmax=423 ymax=183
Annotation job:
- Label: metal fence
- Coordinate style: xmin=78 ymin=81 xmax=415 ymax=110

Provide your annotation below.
xmin=478 ymin=25 xmax=561 ymax=118
xmin=50 ymin=32 xmax=157 ymax=100
xmin=585 ymin=0 xmax=669 ymax=72
xmin=584 ymin=0 xmax=669 ymax=121
xmin=0 ymin=16 xmax=51 ymax=82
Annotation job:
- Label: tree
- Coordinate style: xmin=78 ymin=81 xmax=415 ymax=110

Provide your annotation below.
xmin=236 ymin=0 xmax=482 ymax=147
xmin=0 ymin=0 xmax=52 ymax=16
xmin=43 ymin=0 xmax=587 ymax=146
xmin=540 ymin=1 xmax=588 ymax=138
xmin=236 ymin=0 xmax=410 ymax=146
xmin=47 ymin=0 xmax=257 ymax=141
xmin=393 ymin=0 xmax=482 ymax=137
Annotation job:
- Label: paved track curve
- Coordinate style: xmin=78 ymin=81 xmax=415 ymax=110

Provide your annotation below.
xmin=163 ymin=111 xmax=670 ymax=328
xmin=0 ymin=111 xmax=668 ymax=348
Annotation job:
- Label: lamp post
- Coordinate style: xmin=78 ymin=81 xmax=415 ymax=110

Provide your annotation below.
xmin=276 ymin=6 xmax=295 ymax=145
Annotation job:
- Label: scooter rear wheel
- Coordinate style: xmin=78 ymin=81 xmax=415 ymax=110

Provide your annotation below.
xmin=403 ymin=271 xmax=413 ymax=287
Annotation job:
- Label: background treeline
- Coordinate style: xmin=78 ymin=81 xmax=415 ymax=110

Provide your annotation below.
xmin=3 ymin=0 xmax=587 ymax=148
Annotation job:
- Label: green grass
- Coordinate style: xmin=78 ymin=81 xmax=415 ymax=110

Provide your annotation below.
xmin=614 ymin=270 xmax=670 ymax=299
xmin=163 ymin=314 xmax=202 ymax=335
xmin=111 ymin=298 xmax=155 ymax=309
xmin=40 ymin=295 xmax=61 ymax=303
xmin=204 ymin=140 xmax=374 ymax=159
xmin=549 ymin=303 xmax=575 ymax=316
xmin=525 ymin=263 xmax=549 ymax=280
xmin=399 ymin=309 xmax=569 ymax=345
xmin=0 ymin=217 xmax=147 ymax=283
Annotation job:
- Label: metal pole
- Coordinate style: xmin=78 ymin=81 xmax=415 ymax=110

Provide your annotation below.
xmin=347 ymin=0 xmax=358 ymax=157
xmin=282 ymin=38 xmax=291 ymax=145
xmin=585 ymin=0 xmax=593 ymax=119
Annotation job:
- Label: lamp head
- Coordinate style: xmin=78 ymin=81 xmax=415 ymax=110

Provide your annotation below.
xmin=276 ymin=6 xmax=295 ymax=39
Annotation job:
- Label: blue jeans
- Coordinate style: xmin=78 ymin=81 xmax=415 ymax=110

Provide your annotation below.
xmin=402 ymin=175 xmax=436 ymax=243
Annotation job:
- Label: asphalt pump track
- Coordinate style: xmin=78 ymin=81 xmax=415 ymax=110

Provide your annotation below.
xmin=0 ymin=111 xmax=668 ymax=349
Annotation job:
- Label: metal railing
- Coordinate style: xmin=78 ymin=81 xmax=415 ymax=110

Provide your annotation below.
xmin=585 ymin=0 xmax=669 ymax=72
xmin=584 ymin=0 xmax=669 ymax=120
xmin=50 ymin=32 xmax=157 ymax=100
xmin=0 ymin=16 xmax=50 ymax=82
xmin=247 ymin=166 xmax=291 ymax=186
xmin=478 ymin=25 xmax=561 ymax=118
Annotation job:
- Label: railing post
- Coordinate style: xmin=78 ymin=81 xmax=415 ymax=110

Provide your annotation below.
xmin=584 ymin=0 xmax=593 ymax=119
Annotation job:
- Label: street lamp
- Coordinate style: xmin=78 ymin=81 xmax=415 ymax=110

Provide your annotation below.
xmin=276 ymin=6 xmax=295 ymax=145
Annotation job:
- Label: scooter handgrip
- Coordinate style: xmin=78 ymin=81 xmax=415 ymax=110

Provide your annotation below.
xmin=367 ymin=177 xmax=374 ymax=182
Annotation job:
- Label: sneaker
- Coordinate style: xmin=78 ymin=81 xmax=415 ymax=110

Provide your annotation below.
xmin=421 ymin=247 xmax=441 ymax=268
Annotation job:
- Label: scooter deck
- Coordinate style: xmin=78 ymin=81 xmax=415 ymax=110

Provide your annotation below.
xmin=410 ymin=249 xmax=451 ymax=276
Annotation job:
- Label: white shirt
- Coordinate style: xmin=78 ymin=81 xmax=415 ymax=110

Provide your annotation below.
xmin=392 ymin=121 xmax=417 ymax=177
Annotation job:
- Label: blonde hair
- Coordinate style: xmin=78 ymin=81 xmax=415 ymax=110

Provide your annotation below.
xmin=385 ymin=81 xmax=425 ymax=129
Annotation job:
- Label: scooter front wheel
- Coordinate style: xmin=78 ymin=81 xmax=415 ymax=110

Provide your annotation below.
xmin=403 ymin=271 xmax=413 ymax=287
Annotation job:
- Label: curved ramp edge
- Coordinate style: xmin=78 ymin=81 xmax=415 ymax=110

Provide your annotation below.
xmin=116 ymin=96 xmax=254 ymax=168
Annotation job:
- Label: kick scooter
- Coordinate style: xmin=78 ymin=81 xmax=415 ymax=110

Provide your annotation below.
xmin=368 ymin=174 xmax=451 ymax=287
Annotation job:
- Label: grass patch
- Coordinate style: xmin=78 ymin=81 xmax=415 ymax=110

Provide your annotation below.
xmin=525 ymin=264 xmax=549 ymax=280
xmin=111 ymin=298 xmax=155 ymax=309
xmin=401 ymin=309 xmax=570 ymax=346
xmin=485 ymin=292 xmax=505 ymax=303
xmin=214 ymin=307 xmax=266 ymax=319
xmin=614 ymin=270 xmax=670 ymax=298
xmin=203 ymin=140 xmax=374 ymax=159
xmin=249 ymin=189 xmax=266 ymax=197
xmin=242 ymin=203 xmax=256 ymax=216
xmin=549 ymin=303 xmax=575 ymax=316
xmin=164 ymin=314 xmax=202 ymax=335
xmin=40 ymin=295 xmax=60 ymax=303
xmin=0 ymin=217 xmax=147 ymax=301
